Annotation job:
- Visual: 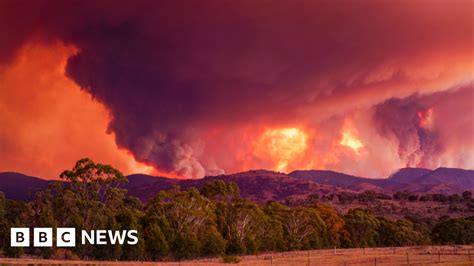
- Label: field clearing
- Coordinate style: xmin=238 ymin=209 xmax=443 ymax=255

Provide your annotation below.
xmin=1 ymin=245 xmax=473 ymax=265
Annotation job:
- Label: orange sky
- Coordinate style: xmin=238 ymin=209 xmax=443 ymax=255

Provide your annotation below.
xmin=0 ymin=42 xmax=158 ymax=179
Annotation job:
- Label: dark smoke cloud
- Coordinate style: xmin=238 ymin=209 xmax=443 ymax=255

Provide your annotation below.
xmin=0 ymin=0 xmax=472 ymax=177
xmin=373 ymin=84 xmax=474 ymax=169
xmin=373 ymin=96 xmax=441 ymax=168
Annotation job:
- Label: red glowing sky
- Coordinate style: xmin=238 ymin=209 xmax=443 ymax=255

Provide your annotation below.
xmin=0 ymin=0 xmax=472 ymax=179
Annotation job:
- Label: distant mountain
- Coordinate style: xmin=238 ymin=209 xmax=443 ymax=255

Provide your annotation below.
xmin=0 ymin=172 xmax=174 ymax=201
xmin=387 ymin=168 xmax=432 ymax=184
xmin=125 ymin=170 xmax=346 ymax=202
xmin=124 ymin=174 xmax=181 ymax=200
xmin=1 ymin=167 xmax=472 ymax=202
xmin=387 ymin=167 xmax=474 ymax=194
xmin=289 ymin=170 xmax=385 ymax=187
xmin=197 ymin=170 xmax=345 ymax=202
xmin=0 ymin=172 xmax=50 ymax=200
xmin=126 ymin=174 xmax=173 ymax=188
xmin=290 ymin=167 xmax=474 ymax=194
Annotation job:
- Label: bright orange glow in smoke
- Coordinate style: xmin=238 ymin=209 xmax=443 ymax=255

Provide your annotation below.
xmin=254 ymin=127 xmax=308 ymax=172
xmin=339 ymin=119 xmax=364 ymax=153
xmin=418 ymin=108 xmax=434 ymax=129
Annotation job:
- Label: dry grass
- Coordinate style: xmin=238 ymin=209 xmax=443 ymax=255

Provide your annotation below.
xmin=1 ymin=245 xmax=473 ymax=265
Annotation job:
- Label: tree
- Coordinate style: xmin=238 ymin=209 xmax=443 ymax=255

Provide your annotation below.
xmin=143 ymin=222 xmax=169 ymax=260
xmin=343 ymin=208 xmax=379 ymax=247
xmin=146 ymin=186 xmax=215 ymax=259
xmin=34 ymin=203 xmax=57 ymax=258
xmin=431 ymin=217 xmax=474 ymax=244
xmin=393 ymin=191 xmax=411 ymax=201
xmin=201 ymin=180 xmax=240 ymax=202
xmin=172 ymin=227 xmax=200 ymax=259
xmin=408 ymin=195 xmax=419 ymax=202
xmin=0 ymin=192 xmax=6 ymax=249
xmin=281 ymin=207 xmax=326 ymax=250
xmin=58 ymin=158 xmax=128 ymax=232
xmin=116 ymin=208 xmax=145 ymax=260
xmin=261 ymin=202 xmax=286 ymax=252
xmin=215 ymin=199 xmax=265 ymax=254
xmin=377 ymin=218 xmax=421 ymax=246
xmin=147 ymin=187 xmax=214 ymax=234
xmin=200 ymin=225 xmax=226 ymax=257
xmin=337 ymin=192 xmax=356 ymax=204
xmin=404 ymin=214 xmax=435 ymax=245
xmin=0 ymin=192 xmax=5 ymax=218
xmin=432 ymin=194 xmax=449 ymax=202
xmin=358 ymin=190 xmax=377 ymax=203
xmin=462 ymin=191 xmax=472 ymax=201
xmin=28 ymin=158 xmax=131 ymax=260
xmin=3 ymin=200 xmax=31 ymax=258
xmin=59 ymin=158 xmax=127 ymax=202
xmin=314 ymin=204 xmax=349 ymax=247
xmin=449 ymin=194 xmax=462 ymax=203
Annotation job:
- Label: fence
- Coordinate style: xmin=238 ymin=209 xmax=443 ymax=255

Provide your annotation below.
xmin=155 ymin=245 xmax=474 ymax=265
xmin=234 ymin=245 xmax=474 ymax=266
xmin=0 ymin=245 xmax=472 ymax=265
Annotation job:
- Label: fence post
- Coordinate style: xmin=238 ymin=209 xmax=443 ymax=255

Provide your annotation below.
xmin=438 ymin=249 xmax=441 ymax=263
xmin=363 ymin=247 xmax=366 ymax=255
xmin=334 ymin=246 xmax=337 ymax=255
xmin=374 ymin=257 xmax=377 ymax=266
xmin=406 ymin=252 xmax=409 ymax=265
xmin=307 ymin=257 xmax=310 ymax=266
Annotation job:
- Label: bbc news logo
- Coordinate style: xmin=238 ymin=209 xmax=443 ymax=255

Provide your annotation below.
xmin=11 ymin=228 xmax=138 ymax=247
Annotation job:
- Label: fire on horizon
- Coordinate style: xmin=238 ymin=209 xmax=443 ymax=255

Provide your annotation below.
xmin=0 ymin=0 xmax=473 ymax=179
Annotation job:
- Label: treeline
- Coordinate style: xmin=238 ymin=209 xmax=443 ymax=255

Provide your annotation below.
xmin=303 ymin=190 xmax=474 ymax=206
xmin=0 ymin=158 xmax=473 ymax=261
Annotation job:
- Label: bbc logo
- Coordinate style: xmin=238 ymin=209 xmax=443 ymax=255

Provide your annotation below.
xmin=11 ymin=228 xmax=75 ymax=247
xmin=11 ymin=228 xmax=138 ymax=247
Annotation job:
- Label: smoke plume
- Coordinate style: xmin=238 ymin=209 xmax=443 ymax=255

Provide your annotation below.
xmin=373 ymin=97 xmax=441 ymax=168
xmin=0 ymin=0 xmax=472 ymax=178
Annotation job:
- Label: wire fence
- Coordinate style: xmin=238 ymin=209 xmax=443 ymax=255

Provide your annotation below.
xmin=0 ymin=245 xmax=472 ymax=265
xmin=236 ymin=245 xmax=474 ymax=266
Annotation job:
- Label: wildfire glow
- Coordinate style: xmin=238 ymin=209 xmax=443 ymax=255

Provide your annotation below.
xmin=255 ymin=127 xmax=308 ymax=172
xmin=0 ymin=42 xmax=159 ymax=179
xmin=418 ymin=108 xmax=434 ymax=129
xmin=340 ymin=119 xmax=364 ymax=153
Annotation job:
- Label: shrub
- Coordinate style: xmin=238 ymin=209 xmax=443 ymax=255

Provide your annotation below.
xmin=223 ymin=255 xmax=241 ymax=263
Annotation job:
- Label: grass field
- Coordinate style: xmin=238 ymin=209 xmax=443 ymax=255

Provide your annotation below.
xmin=1 ymin=245 xmax=473 ymax=265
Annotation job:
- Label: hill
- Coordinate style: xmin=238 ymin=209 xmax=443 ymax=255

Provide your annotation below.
xmin=290 ymin=167 xmax=473 ymax=194
xmin=289 ymin=170 xmax=385 ymax=187
xmin=0 ymin=167 xmax=472 ymax=201
xmin=0 ymin=172 xmax=51 ymax=200
xmin=386 ymin=167 xmax=474 ymax=194
xmin=125 ymin=170 xmax=346 ymax=202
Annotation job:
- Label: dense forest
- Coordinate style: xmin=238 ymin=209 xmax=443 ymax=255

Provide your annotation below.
xmin=0 ymin=158 xmax=473 ymax=261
